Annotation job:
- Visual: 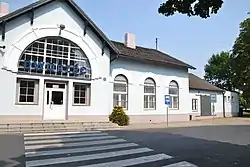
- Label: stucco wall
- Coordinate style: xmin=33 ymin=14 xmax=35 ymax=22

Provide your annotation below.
xmin=224 ymin=91 xmax=239 ymax=116
xmin=0 ymin=1 xmax=112 ymax=120
xmin=110 ymin=58 xmax=191 ymax=123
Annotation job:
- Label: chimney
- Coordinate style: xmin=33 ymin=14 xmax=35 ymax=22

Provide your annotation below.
xmin=124 ymin=33 xmax=136 ymax=49
xmin=0 ymin=2 xmax=9 ymax=17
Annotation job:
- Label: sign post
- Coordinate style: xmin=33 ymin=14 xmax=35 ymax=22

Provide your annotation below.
xmin=210 ymin=94 xmax=217 ymax=124
xmin=164 ymin=95 xmax=171 ymax=127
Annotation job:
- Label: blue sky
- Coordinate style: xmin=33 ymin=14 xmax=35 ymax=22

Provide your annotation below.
xmin=3 ymin=0 xmax=250 ymax=77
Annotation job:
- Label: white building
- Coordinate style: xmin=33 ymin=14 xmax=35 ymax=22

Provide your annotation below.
xmin=0 ymin=0 xmax=239 ymax=123
xmin=189 ymin=74 xmax=239 ymax=120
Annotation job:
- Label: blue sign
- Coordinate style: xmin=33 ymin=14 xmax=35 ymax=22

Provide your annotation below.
xmin=164 ymin=95 xmax=171 ymax=105
xmin=24 ymin=60 xmax=88 ymax=75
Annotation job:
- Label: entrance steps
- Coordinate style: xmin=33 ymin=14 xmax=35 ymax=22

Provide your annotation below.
xmin=0 ymin=121 xmax=120 ymax=133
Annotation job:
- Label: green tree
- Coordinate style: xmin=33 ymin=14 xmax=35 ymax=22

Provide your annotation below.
xmin=204 ymin=51 xmax=235 ymax=91
xmin=239 ymin=93 xmax=248 ymax=109
xmin=232 ymin=18 xmax=250 ymax=101
xmin=158 ymin=0 xmax=224 ymax=18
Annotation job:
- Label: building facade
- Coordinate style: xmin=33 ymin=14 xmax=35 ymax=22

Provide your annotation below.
xmin=189 ymin=74 xmax=239 ymax=119
xmin=0 ymin=0 xmax=239 ymax=123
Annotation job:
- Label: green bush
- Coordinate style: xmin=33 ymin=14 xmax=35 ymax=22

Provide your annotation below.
xmin=109 ymin=106 xmax=129 ymax=126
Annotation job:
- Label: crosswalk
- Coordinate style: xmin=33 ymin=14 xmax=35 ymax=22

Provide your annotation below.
xmin=24 ymin=131 xmax=198 ymax=167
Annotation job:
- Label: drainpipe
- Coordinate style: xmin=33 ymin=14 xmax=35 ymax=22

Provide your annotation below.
xmin=222 ymin=91 xmax=226 ymax=117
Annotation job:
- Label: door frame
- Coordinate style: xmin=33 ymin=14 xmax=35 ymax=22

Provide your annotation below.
xmin=42 ymin=80 xmax=68 ymax=120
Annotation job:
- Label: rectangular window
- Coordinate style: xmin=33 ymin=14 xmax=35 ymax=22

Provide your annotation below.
xmin=144 ymin=85 xmax=156 ymax=110
xmin=192 ymin=99 xmax=198 ymax=111
xmin=144 ymin=95 xmax=156 ymax=109
xmin=16 ymin=78 xmax=39 ymax=104
xmin=169 ymin=96 xmax=179 ymax=109
xmin=113 ymin=93 xmax=128 ymax=109
xmin=113 ymin=82 xmax=128 ymax=109
xmin=73 ymin=83 xmax=90 ymax=105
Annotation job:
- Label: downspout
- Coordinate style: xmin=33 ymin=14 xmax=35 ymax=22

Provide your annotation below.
xmin=222 ymin=91 xmax=226 ymax=117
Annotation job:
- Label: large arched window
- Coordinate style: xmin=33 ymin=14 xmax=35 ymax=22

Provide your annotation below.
xmin=17 ymin=37 xmax=91 ymax=79
xmin=113 ymin=75 xmax=128 ymax=109
xmin=144 ymin=78 xmax=156 ymax=109
xmin=169 ymin=80 xmax=179 ymax=109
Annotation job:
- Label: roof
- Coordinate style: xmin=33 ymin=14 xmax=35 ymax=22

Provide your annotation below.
xmin=0 ymin=0 xmax=119 ymax=54
xmin=112 ymin=41 xmax=196 ymax=69
xmin=189 ymin=73 xmax=224 ymax=92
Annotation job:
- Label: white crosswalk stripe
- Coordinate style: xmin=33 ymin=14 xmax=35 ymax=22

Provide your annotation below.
xmin=24 ymin=131 xmax=198 ymax=167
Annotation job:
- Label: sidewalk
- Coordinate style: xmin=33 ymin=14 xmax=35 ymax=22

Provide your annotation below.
xmin=119 ymin=117 xmax=250 ymax=130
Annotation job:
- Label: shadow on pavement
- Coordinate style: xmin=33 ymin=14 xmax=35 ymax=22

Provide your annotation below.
xmin=106 ymin=125 xmax=250 ymax=167
xmin=0 ymin=155 xmax=26 ymax=167
xmin=0 ymin=133 xmax=26 ymax=167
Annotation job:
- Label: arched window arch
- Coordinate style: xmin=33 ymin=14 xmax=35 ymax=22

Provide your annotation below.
xmin=113 ymin=74 xmax=128 ymax=109
xmin=169 ymin=80 xmax=179 ymax=109
xmin=144 ymin=78 xmax=156 ymax=109
xmin=17 ymin=36 xmax=91 ymax=79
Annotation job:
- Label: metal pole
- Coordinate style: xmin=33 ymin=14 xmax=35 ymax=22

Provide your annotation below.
xmin=212 ymin=102 xmax=215 ymax=124
xmin=166 ymin=105 xmax=169 ymax=127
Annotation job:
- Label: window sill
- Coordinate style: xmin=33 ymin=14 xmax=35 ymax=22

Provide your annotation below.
xmin=143 ymin=108 xmax=156 ymax=111
xmin=15 ymin=102 xmax=38 ymax=105
xmin=192 ymin=110 xmax=198 ymax=112
xmin=72 ymin=104 xmax=90 ymax=106
xmin=169 ymin=108 xmax=179 ymax=110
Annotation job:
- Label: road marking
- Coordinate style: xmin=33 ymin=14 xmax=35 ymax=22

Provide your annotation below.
xmin=79 ymin=153 xmax=172 ymax=167
xmin=24 ymin=131 xmax=101 ymax=136
xmin=161 ymin=161 xmax=198 ymax=167
xmin=26 ymin=148 xmax=153 ymax=167
xmin=25 ymin=138 xmax=127 ymax=150
xmin=26 ymin=143 xmax=139 ymax=157
xmin=25 ymin=135 xmax=117 ymax=145
xmin=24 ymin=132 xmax=109 ymax=140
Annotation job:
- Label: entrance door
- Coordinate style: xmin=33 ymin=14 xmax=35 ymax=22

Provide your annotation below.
xmin=200 ymin=95 xmax=212 ymax=116
xmin=43 ymin=82 xmax=67 ymax=120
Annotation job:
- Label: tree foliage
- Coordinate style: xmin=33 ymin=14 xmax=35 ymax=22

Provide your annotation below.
xmin=204 ymin=51 xmax=235 ymax=91
xmin=158 ymin=0 xmax=223 ymax=18
xmin=232 ymin=18 xmax=250 ymax=100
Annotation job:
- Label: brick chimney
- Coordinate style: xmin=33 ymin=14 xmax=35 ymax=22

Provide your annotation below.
xmin=0 ymin=2 xmax=9 ymax=17
xmin=124 ymin=33 xmax=136 ymax=49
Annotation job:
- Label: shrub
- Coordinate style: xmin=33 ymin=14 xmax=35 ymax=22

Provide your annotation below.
xmin=109 ymin=106 xmax=129 ymax=126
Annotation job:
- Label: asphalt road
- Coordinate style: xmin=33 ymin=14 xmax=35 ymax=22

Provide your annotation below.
xmin=105 ymin=125 xmax=250 ymax=167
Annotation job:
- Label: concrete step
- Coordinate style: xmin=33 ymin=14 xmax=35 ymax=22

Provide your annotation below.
xmin=1 ymin=126 xmax=120 ymax=134
xmin=0 ymin=121 xmax=119 ymax=133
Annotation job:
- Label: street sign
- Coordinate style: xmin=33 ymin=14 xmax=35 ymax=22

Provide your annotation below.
xmin=210 ymin=94 xmax=217 ymax=103
xmin=165 ymin=95 xmax=171 ymax=105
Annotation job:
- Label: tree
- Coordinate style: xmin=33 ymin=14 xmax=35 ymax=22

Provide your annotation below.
xmin=204 ymin=51 xmax=235 ymax=91
xmin=232 ymin=18 xmax=250 ymax=101
xmin=158 ymin=0 xmax=224 ymax=19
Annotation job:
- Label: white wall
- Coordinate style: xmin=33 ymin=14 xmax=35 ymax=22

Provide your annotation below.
xmin=224 ymin=91 xmax=239 ymax=116
xmin=189 ymin=89 xmax=239 ymax=117
xmin=189 ymin=89 xmax=223 ymax=115
xmin=0 ymin=1 xmax=113 ymax=117
xmin=111 ymin=58 xmax=191 ymax=116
